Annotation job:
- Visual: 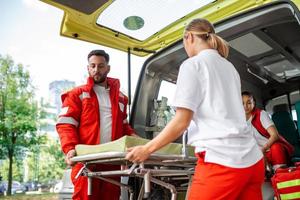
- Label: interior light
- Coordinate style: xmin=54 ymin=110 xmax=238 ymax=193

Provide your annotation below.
xmin=123 ymin=16 xmax=144 ymax=30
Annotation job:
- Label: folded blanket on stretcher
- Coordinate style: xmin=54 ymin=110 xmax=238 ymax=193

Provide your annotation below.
xmin=75 ymin=136 xmax=195 ymax=157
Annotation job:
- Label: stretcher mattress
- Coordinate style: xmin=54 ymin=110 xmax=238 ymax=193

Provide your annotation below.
xmin=75 ymin=136 xmax=195 ymax=157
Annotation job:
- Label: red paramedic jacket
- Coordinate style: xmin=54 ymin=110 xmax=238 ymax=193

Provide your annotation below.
xmin=251 ymin=108 xmax=294 ymax=157
xmin=56 ymin=77 xmax=134 ymax=154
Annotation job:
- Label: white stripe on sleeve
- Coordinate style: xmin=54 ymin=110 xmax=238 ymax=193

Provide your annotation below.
xmin=57 ymin=116 xmax=79 ymax=127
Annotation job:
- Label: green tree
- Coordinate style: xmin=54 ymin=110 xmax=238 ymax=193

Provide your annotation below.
xmin=38 ymin=137 xmax=65 ymax=183
xmin=26 ymin=137 xmax=65 ymax=183
xmin=0 ymin=55 xmax=43 ymax=196
xmin=0 ymin=158 xmax=24 ymax=183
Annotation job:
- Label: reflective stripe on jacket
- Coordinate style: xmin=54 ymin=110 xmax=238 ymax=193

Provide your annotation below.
xmin=56 ymin=77 xmax=134 ymax=154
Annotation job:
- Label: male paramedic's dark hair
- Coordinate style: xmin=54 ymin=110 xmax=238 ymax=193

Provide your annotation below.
xmin=185 ymin=18 xmax=229 ymax=58
xmin=87 ymin=50 xmax=110 ymax=63
xmin=242 ymin=91 xmax=256 ymax=105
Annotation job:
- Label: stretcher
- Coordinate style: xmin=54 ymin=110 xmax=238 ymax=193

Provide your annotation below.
xmin=71 ymin=135 xmax=197 ymax=200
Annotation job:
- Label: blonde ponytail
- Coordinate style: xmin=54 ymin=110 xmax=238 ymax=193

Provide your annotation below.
xmin=208 ymin=34 xmax=229 ymax=58
xmin=185 ymin=18 xmax=229 ymax=58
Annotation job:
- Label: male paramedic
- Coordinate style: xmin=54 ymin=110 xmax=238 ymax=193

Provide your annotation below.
xmin=56 ymin=49 xmax=136 ymax=200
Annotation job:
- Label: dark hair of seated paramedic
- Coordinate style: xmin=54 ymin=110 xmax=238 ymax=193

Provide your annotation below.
xmin=56 ymin=49 xmax=136 ymax=200
xmin=242 ymin=91 xmax=294 ymax=171
xmin=126 ymin=18 xmax=265 ymax=200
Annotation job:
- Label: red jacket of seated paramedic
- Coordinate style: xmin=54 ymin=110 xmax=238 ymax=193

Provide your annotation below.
xmin=56 ymin=77 xmax=134 ymax=154
xmin=251 ymin=108 xmax=294 ymax=158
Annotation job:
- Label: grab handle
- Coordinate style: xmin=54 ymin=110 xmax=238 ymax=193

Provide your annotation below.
xmin=182 ymin=130 xmax=188 ymax=159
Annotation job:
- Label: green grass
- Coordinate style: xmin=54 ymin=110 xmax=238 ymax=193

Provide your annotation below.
xmin=0 ymin=193 xmax=58 ymax=200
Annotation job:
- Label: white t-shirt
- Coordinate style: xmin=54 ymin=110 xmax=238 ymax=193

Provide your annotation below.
xmin=173 ymin=49 xmax=262 ymax=168
xmin=93 ymin=85 xmax=112 ymax=144
xmin=248 ymin=110 xmax=274 ymax=148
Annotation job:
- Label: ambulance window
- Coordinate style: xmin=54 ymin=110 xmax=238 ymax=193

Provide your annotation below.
xmin=265 ymin=94 xmax=288 ymax=114
xmin=290 ymin=90 xmax=300 ymax=120
xmin=157 ymin=80 xmax=176 ymax=106
xmin=265 ymin=91 xmax=300 ymax=121
xmin=155 ymin=80 xmax=177 ymax=126
xmin=292 ymin=109 xmax=297 ymax=121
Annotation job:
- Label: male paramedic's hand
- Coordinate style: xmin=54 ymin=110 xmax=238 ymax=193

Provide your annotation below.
xmin=126 ymin=145 xmax=151 ymax=163
xmin=65 ymin=149 xmax=76 ymax=166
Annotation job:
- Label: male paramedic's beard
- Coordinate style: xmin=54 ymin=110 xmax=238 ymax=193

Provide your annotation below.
xmin=93 ymin=71 xmax=108 ymax=84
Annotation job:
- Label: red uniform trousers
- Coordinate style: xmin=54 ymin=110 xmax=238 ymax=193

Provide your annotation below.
xmin=71 ymin=163 xmax=120 ymax=200
xmin=188 ymin=153 xmax=265 ymax=200
xmin=266 ymin=142 xmax=288 ymax=166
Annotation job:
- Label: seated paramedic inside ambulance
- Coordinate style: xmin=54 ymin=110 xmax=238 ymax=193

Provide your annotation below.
xmin=242 ymin=91 xmax=294 ymax=171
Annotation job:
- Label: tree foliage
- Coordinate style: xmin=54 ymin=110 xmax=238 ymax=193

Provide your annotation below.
xmin=0 ymin=158 xmax=25 ymax=182
xmin=26 ymin=137 xmax=65 ymax=183
xmin=0 ymin=55 xmax=43 ymax=195
xmin=0 ymin=137 xmax=66 ymax=185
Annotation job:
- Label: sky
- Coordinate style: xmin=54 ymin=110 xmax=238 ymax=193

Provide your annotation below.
xmin=0 ymin=0 xmax=146 ymax=101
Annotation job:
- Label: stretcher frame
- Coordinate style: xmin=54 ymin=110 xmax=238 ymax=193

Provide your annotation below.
xmin=71 ymin=134 xmax=197 ymax=200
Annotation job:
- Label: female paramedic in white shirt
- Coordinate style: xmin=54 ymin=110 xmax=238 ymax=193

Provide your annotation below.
xmin=126 ymin=18 xmax=264 ymax=200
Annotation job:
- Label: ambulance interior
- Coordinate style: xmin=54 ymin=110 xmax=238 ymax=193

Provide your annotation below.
xmin=131 ymin=3 xmax=300 ymax=158
xmin=129 ymin=4 xmax=300 ymax=198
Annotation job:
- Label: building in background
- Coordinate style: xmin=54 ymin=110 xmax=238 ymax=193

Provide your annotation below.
xmin=49 ymin=80 xmax=75 ymax=115
xmin=39 ymin=80 xmax=75 ymax=138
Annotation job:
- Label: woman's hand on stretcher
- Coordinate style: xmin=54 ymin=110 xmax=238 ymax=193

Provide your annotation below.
xmin=126 ymin=108 xmax=193 ymax=163
xmin=126 ymin=145 xmax=151 ymax=163
xmin=65 ymin=149 xmax=76 ymax=166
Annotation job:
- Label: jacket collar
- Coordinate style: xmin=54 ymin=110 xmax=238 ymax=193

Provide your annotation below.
xmin=86 ymin=77 xmax=120 ymax=92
